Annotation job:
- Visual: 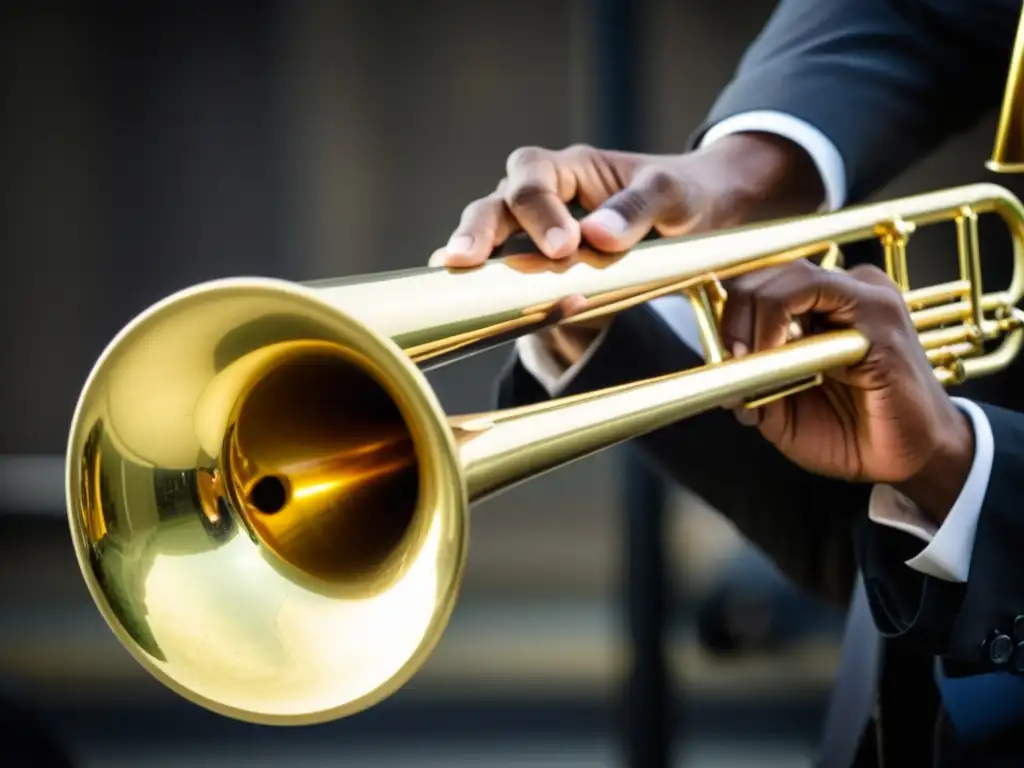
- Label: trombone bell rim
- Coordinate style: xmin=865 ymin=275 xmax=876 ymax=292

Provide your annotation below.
xmin=65 ymin=276 xmax=470 ymax=725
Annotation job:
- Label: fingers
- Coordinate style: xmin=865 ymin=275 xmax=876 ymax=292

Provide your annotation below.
xmin=558 ymin=294 xmax=591 ymax=317
xmin=440 ymin=184 xmax=519 ymax=267
xmin=502 ymin=147 xmax=582 ymax=259
xmin=718 ymin=261 xmax=908 ymax=428
xmin=580 ymin=165 xmax=695 ymax=252
xmin=845 ymin=263 xmax=915 ymax=339
xmin=439 ymin=147 xmax=582 ymax=268
xmin=720 ymin=261 xmax=871 ymax=357
xmin=846 ymin=263 xmax=901 ymax=291
xmin=437 ymin=145 xmax=703 ymax=269
xmin=720 ymin=262 xmax=851 ymax=429
xmin=718 ymin=269 xmax=783 ymax=358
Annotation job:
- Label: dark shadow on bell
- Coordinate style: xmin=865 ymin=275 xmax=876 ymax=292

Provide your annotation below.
xmin=209 ymin=317 xmax=425 ymax=599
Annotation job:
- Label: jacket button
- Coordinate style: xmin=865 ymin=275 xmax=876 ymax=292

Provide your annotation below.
xmin=1014 ymin=615 xmax=1024 ymax=642
xmin=990 ymin=633 xmax=1014 ymax=665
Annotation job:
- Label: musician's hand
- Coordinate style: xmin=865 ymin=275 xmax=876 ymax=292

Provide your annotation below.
xmin=720 ymin=260 xmax=974 ymax=524
xmin=429 ymin=134 xmax=825 ymax=367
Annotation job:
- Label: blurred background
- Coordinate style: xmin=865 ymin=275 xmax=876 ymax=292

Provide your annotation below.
xmin=0 ymin=1 xmax=1007 ymax=766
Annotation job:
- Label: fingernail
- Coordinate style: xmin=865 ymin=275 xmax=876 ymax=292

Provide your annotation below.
xmin=428 ymin=250 xmax=447 ymax=267
xmin=735 ymin=407 xmax=758 ymax=427
xmin=545 ymin=226 xmax=568 ymax=252
xmin=447 ymin=234 xmax=474 ymax=255
xmin=732 ymin=342 xmax=749 ymax=359
xmin=585 ymin=208 xmax=628 ymax=235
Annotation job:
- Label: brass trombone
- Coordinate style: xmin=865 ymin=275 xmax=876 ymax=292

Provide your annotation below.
xmin=66 ymin=182 xmax=1024 ymax=725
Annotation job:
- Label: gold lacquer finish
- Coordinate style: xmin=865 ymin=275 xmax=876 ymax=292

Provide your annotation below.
xmin=989 ymin=5 xmax=1024 ymax=172
xmin=67 ymin=183 xmax=1024 ymax=726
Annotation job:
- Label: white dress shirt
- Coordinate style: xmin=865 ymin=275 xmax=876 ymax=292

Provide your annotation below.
xmin=515 ymin=111 xmax=995 ymax=585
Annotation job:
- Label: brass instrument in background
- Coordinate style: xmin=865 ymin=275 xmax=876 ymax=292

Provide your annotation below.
xmin=66 ymin=183 xmax=1024 ymax=726
xmin=989 ymin=4 xmax=1024 ymax=172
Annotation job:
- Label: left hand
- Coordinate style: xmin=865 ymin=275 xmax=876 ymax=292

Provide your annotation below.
xmin=426 ymin=135 xmax=825 ymax=371
xmin=720 ymin=260 xmax=974 ymax=523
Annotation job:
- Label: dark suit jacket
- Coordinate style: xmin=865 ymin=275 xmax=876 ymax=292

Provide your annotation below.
xmin=496 ymin=306 xmax=1024 ymax=764
xmin=695 ymin=0 xmax=1019 ymax=205
xmin=498 ymin=302 xmax=1023 ymax=652
xmin=688 ymin=0 xmax=1024 ymax=673
xmin=497 ymin=0 xmax=1024 ymax=763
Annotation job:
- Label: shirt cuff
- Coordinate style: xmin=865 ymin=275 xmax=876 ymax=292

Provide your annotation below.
xmin=515 ymin=328 xmax=611 ymax=397
xmin=516 ymin=297 xmax=708 ymax=396
xmin=699 ymin=110 xmax=848 ymax=212
xmin=867 ymin=398 xmax=995 ymax=583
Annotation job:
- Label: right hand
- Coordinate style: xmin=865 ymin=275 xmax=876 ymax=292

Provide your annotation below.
xmin=429 ymin=135 xmax=824 ymax=367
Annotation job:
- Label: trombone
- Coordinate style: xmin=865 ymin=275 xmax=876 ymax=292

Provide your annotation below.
xmin=66 ymin=182 xmax=1024 ymax=725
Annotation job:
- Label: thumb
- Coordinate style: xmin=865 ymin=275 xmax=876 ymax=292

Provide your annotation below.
xmin=579 ymin=166 xmax=696 ymax=252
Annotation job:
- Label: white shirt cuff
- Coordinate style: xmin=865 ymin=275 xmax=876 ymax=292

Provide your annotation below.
xmin=516 ymin=327 xmax=612 ymax=397
xmin=515 ymin=297 xmax=708 ymax=396
xmin=700 ymin=110 xmax=848 ymax=212
xmin=867 ymin=398 xmax=994 ymax=583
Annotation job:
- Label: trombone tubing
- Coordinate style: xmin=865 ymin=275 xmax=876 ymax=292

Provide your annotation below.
xmin=307 ymin=184 xmax=1024 ymax=372
xmin=59 ymin=182 xmax=1024 ymax=728
xmin=441 ymin=183 xmax=1024 ymax=501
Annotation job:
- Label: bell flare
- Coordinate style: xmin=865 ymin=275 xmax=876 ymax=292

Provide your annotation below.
xmin=65 ymin=277 xmax=469 ymax=724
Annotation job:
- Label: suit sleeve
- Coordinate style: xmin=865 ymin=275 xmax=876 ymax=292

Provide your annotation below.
xmin=497 ymin=304 xmax=866 ymax=608
xmin=859 ymin=403 xmax=1024 ymax=672
xmin=693 ymin=0 xmax=1010 ymax=203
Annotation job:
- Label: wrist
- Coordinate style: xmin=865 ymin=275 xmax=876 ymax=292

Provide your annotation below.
xmin=894 ymin=407 xmax=975 ymax=526
xmin=693 ymin=132 xmax=826 ymax=223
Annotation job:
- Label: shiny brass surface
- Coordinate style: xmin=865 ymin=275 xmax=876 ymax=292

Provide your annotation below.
xmin=67 ymin=182 xmax=1024 ymax=726
xmin=989 ymin=5 xmax=1024 ymax=172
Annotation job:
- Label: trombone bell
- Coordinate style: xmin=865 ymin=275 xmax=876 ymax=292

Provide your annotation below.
xmin=66 ymin=279 xmax=469 ymax=724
